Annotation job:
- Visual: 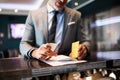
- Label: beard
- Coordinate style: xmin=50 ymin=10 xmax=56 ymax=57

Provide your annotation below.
xmin=48 ymin=0 xmax=66 ymax=10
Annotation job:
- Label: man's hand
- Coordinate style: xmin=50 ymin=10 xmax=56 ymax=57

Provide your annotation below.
xmin=31 ymin=43 xmax=57 ymax=60
xmin=77 ymin=44 xmax=87 ymax=60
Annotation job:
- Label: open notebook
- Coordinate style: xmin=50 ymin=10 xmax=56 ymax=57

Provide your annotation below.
xmin=40 ymin=55 xmax=87 ymax=66
xmin=40 ymin=43 xmax=87 ymax=66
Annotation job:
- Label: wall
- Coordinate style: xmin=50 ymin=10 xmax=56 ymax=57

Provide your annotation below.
xmin=0 ymin=15 xmax=27 ymax=50
xmin=82 ymin=6 xmax=120 ymax=52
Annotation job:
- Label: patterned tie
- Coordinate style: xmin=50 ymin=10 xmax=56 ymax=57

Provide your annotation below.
xmin=48 ymin=11 xmax=58 ymax=43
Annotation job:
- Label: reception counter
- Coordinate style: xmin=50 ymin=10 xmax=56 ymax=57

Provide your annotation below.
xmin=0 ymin=51 xmax=120 ymax=80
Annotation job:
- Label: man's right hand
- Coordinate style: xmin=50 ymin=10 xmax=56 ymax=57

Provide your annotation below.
xmin=31 ymin=43 xmax=57 ymax=59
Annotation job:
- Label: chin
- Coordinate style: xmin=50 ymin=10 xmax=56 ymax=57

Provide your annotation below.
xmin=56 ymin=3 xmax=64 ymax=8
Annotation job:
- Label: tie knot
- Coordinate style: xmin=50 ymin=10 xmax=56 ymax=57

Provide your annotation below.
xmin=54 ymin=11 xmax=59 ymax=15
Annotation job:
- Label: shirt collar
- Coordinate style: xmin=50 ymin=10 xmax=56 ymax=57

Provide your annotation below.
xmin=47 ymin=4 xmax=55 ymax=13
xmin=47 ymin=4 xmax=64 ymax=14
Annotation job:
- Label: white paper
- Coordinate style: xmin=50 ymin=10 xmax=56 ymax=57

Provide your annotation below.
xmin=50 ymin=55 xmax=73 ymax=61
xmin=40 ymin=55 xmax=87 ymax=66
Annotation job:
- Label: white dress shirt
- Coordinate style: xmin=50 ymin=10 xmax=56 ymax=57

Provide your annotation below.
xmin=47 ymin=4 xmax=64 ymax=45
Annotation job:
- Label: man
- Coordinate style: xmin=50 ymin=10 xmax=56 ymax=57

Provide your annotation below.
xmin=20 ymin=0 xmax=90 ymax=62
xmin=20 ymin=0 xmax=90 ymax=79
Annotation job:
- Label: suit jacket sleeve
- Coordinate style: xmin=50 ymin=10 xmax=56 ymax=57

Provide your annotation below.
xmin=19 ymin=12 xmax=36 ymax=59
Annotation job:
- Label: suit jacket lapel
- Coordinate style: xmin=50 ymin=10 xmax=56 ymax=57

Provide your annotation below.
xmin=61 ymin=7 xmax=71 ymax=42
xmin=40 ymin=7 xmax=48 ymax=42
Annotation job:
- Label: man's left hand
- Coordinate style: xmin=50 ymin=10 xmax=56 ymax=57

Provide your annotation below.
xmin=77 ymin=44 xmax=87 ymax=60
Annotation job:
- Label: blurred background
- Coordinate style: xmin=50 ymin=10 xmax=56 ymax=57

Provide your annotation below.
xmin=0 ymin=0 xmax=120 ymax=58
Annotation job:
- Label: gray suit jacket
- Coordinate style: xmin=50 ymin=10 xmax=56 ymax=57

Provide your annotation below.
xmin=19 ymin=6 xmax=90 ymax=58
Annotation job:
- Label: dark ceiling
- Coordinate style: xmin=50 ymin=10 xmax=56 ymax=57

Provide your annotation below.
xmin=68 ymin=0 xmax=120 ymax=16
xmin=0 ymin=0 xmax=120 ymax=16
xmin=0 ymin=0 xmax=35 ymax=4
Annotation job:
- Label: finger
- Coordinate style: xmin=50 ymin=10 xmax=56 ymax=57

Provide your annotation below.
xmin=42 ymin=51 xmax=50 ymax=56
xmin=44 ymin=43 xmax=51 ymax=50
xmin=46 ymin=43 xmax=51 ymax=48
xmin=42 ymin=43 xmax=51 ymax=53
xmin=77 ymin=45 xmax=87 ymax=59
xmin=77 ymin=45 xmax=82 ymax=52
xmin=40 ymin=55 xmax=47 ymax=59
xmin=79 ymin=48 xmax=86 ymax=56
xmin=35 ymin=48 xmax=47 ymax=59
xmin=78 ymin=48 xmax=86 ymax=57
xmin=39 ymin=47 xmax=49 ymax=55
xmin=78 ymin=46 xmax=85 ymax=56
xmin=78 ymin=45 xmax=87 ymax=53
xmin=47 ymin=51 xmax=57 ymax=56
xmin=78 ymin=50 xmax=87 ymax=60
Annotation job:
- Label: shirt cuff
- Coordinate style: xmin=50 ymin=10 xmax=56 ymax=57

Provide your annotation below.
xmin=27 ymin=47 xmax=36 ymax=59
